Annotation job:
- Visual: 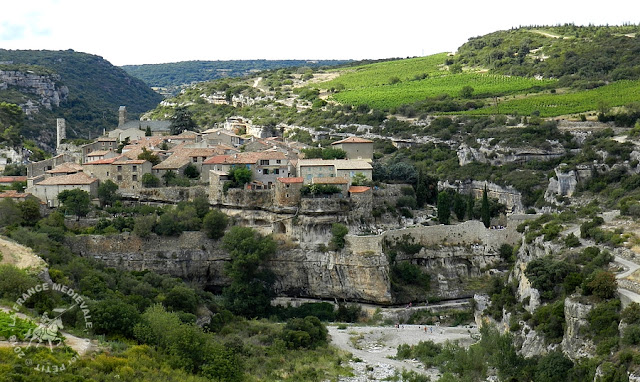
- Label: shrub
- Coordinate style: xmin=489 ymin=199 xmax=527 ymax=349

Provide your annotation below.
xmin=330 ymin=223 xmax=348 ymax=249
xmin=281 ymin=316 xmax=328 ymax=349
xmin=202 ymin=209 xmax=229 ymax=240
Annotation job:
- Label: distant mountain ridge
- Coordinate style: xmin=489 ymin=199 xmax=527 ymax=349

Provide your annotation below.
xmin=0 ymin=49 xmax=163 ymax=148
xmin=121 ymin=59 xmax=352 ymax=93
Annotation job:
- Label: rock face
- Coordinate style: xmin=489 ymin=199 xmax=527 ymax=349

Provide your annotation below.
xmin=0 ymin=70 xmax=69 ymax=113
xmin=65 ymin=231 xmax=392 ymax=304
xmin=561 ymin=297 xmax=596 ymax=360
xmin=457 ymin=141 xmax=564 ymax=167
xmin=439 ymin=180 xmax=525 ymax=213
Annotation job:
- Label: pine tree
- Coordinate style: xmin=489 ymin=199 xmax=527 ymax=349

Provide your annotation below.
xmin=481 ymin=185 xmax=491 ymax=228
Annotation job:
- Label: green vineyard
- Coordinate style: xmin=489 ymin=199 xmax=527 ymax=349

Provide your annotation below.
xmin=329 ymin=72 xmax=557 ymax=110
xmin=461 ymin=80 xmax=640 ymax=117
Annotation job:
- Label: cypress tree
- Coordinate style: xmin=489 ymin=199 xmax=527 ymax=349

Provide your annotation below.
xmin=481 ymin=185 xmax=491 ymax=228
xmin=437 ymin=191 xmax=451 ymax=225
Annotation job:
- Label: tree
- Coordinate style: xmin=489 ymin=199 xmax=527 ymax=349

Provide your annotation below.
xmin=192 ymin=195 xmax=210 ymax=219
xmin=97 ymin=179 xmax=119 ymax=207
xmin=0 ymin=198 xmax=23 ymax=227
xmin=162 ymin=170 xmax=177 ymax=186
xmin=202 ymin=209 xmax=229 ymax=240
xmin=142 ymin=173 xmax=160 ymax=188
xmin=154 ymin=208 xmax=182 ymax=236
xmin=92 ymin=298 xmax=140 ymax=338
xmin=18 ymin=198 xmax=41 ymax=225
xmin=170 ymin=106 xmax=197 ymax=135
xmin=481 ymin=185 xmax=491 ymax=228
xmin=145 ymin=126 xmax=152 ymax=136
xmin=164 ymin=285 xmax=198 ymax=314
xmin=228 ymin=166 xmax=252 ymax=187
xmin=452 ymin=192 xmax=467 ymax=221
xmin=183 ymin=163 xmax=200 ymax=179
xmin=58 ymin=189 xmax=91 ymax=219
xmin=460 ymin=85 xmax=474 ymax=98
xmin=437 ymin=191 xmax=451 ymax=224
xmin=222 ymin=227 xmax=276 ymax=317
xmin=133 ymin=214 xmax=156 ymax=238
xmin=466 ymin=193 xmax=475 ymax=220
xmin=137 ymin=147 xmax=160 ymax=166
xmin=330 ymin=223 xmax=348 ymax=250
xmin=587 ymin=270 xmax=617 ymax=299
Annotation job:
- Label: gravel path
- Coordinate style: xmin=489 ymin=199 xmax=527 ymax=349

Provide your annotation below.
xmin=329 ymin=324 xmax=478 ymax=381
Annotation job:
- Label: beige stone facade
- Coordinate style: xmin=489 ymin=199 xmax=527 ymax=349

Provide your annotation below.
xmin=274 ymin=177 xmax=303 ymax=207
xmin=331 ymin=136 xmax=374 ymax=161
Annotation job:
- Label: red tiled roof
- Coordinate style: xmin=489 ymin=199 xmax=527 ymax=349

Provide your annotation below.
xmin=47 ymin=163 xmax=84 ymax=174
xmin=0 ymin=190 xmax=30 ymax=198
xmin=349 ymin=186 xmax=371 ymax=193
xmin=0 ymin=176 xmax=27 ymax=183
xmin=277 ymin=177 xmax=303 ymax=184
xmin=331 ymin=136 xmax=373 ymax=145
xmin=36 ymin=172 xmax=98 ymax=186
xmin=203 ymin=155 xmax=231 ymax=165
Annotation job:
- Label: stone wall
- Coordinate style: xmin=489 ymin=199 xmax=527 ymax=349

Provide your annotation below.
xmin=134 ymin=185 xmax=209 ymax=203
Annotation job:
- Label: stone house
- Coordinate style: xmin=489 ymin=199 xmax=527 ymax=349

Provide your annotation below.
xmin=81 ymin=137 xmax=117 ymax=163
xmin=82 ymin=156 xmax=122 ymax=182
xmin=274 ymin=177 xmax=303 ymax=207
xmin=86 ymin=150 xmax=119 ymax=163
xmin=28 ymin=172 xmax=99 ymax=207
xmin=331 ymin=136 xmax=374 ymax=161
xmin=296 ymin=159 xmax=373 ymax=185
xmin=201 ymin=128 xmax=245 ymax=148
xmin=0 ymin=189 xmax=33 ymax=202
xmin=152 ymin=155 xmax=191 ymax=178
xmin=112 ymin=158 xmax=152 ymax=190
xmin=108 ymin=127 xmax=147 ymax=142
xmin=202 ymin=151 xmax=291 ymax=187
xmin=26 ymin=154 xmax=76 ymax=186
xmin=0 ymin=176 xmax=27 ymax=187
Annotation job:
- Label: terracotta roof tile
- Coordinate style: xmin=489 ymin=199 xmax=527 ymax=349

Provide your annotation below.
xmin=0 ymin=190 xmax=30 ymax=198
xmin=0 ymin=176 xmax=27 ymax=183
xmin=349 ymin=186 xmax=371 ymax=193
xmin=84 ymin=156 xmax=124 ymax=165
xmin=277 ymin=177 xmax=303 ymax=184
xmin=47 ymin=162 xmax=84 ymax=174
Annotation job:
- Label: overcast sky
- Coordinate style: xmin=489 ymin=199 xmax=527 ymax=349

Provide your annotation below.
xmin=1 ymin=0 xmax=638 ymax=66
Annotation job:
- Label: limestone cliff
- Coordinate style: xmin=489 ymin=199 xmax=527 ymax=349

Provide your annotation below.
xmin=561 ymin=296 xmax=596 ymax=360
xmin=65 ymin=231 xmax=392 ymax=304
xmin=0 ymin=70 xmax=69 ymax=113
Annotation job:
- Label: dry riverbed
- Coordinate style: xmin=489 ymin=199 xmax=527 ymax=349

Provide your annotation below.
xmin=329 ymin=324 xmax=478 ymax=381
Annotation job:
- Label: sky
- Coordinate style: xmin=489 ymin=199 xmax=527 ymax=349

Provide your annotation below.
xmin=0 ymin=0 xmax=638 ymax=66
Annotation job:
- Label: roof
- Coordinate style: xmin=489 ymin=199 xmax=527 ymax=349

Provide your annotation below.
xmin=0 ymin=190 xmax=30 ymax=198
xmin=297 ymin=159 xmax=336 ymax=167
xmin=349 ymin=186 xmax=371 ymax=193
xmin=203 ymin=155 xmax=231 ymax=165
xmin=331 ymin=136 xmax=373 ymax=145
xmin=277 ymin=177 xmax=303 ymax=184
xmin=333 ymin=160 xmax=372 ymax=170
xmin=152 ymin=155 xmax=191 ymax=170
xmin=47 ymin=162 xmax=84 ymax=174
xmin=36 ymin=172 xmax=98 ymax=186
xmin=87 ymin=150 xmax=112 ymax=156
xmin=113 ymin=159 xmax=148 ymax=165
xmin=97 ymin=137 xmax=117 ymax=142
xmin=312 ymin=177 xmax=349 ymax=185
xmin=0 ymin=176 xmax=27 ymax=183
xmin=84 ymin=156 xmax=123 ymax=165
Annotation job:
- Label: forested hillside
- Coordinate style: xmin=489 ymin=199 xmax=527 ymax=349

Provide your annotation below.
xmin=0 ymin=49 xmax=163 ymax=147
xmin=121 ymin=59 xmax=351 ymax=93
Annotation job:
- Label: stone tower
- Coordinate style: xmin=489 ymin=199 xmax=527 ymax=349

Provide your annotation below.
xmin=118 ymin=106 xmax=127 ymax=127
xmin=56 ymin=118 xmax=66 ymax=149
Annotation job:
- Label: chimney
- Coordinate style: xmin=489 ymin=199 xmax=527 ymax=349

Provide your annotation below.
xmin=118 ymin=106 xmax=127 ymax=127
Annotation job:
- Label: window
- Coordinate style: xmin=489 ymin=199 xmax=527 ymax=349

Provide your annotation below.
xmin=132 ymin=165 xmax=137 ymax=172
xmin=117 ymin=175 xmax=122 ymax=181
xmin=117 ymin=166 xmax=122 ymax=172
xmin=132 ymin=174 xmax=138 ymax=181
xmin=274 ymin=169 xmax=279 ymax=174
xmin=102 ymin=142 xmax=105 ymax=146
xmin=263 ymin=169 xmax=269 ymax=175
xmin=106 ymin=171 xmax=109 ymax=176
xmin=286 ymin=193 xmax=289 ymax=198
xmin=286 ymin=184 xmax=290 ymax=189
xmin=276 ymin=159 xmax=281 ymax=164
xmin=192 ymin=157 xmax=197 ymax=163
xmin=260 ymin=160 xmax=269 ymax=165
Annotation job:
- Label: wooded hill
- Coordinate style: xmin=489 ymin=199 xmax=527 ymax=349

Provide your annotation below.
xmin=0 ymin=49 xmax=163 ymax=148
xmin=121 ymin=59 xmax=351 ymax=94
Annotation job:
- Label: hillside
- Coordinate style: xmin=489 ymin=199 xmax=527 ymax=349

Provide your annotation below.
xmin=0 ymin=49 xmax=163 ymax=149
xmin=121 ymin=59 xmax=351 ymax=94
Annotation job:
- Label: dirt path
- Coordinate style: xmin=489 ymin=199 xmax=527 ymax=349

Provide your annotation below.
xmin=0 ymin=236 xmax=46 ymax=271
xmin=329 ymin=324 xmax=478 ymax=380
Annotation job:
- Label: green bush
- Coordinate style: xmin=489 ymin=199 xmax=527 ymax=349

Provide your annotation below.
xmin=281 ymin=316 xmax=328 ymax=349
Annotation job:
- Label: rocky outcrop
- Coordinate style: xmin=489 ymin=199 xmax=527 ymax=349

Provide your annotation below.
xmin=0 ymin=70 xmax=69 ymax=113
xmin=439 ymin=180 xmax=525 ymax=213
xmin=457 ymin=141 xmax=564 ymax=167
xmin=65 ymin=231 xmax=392 ymax=304
xmin=561 ymin=296 xmax=596 ymax=360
